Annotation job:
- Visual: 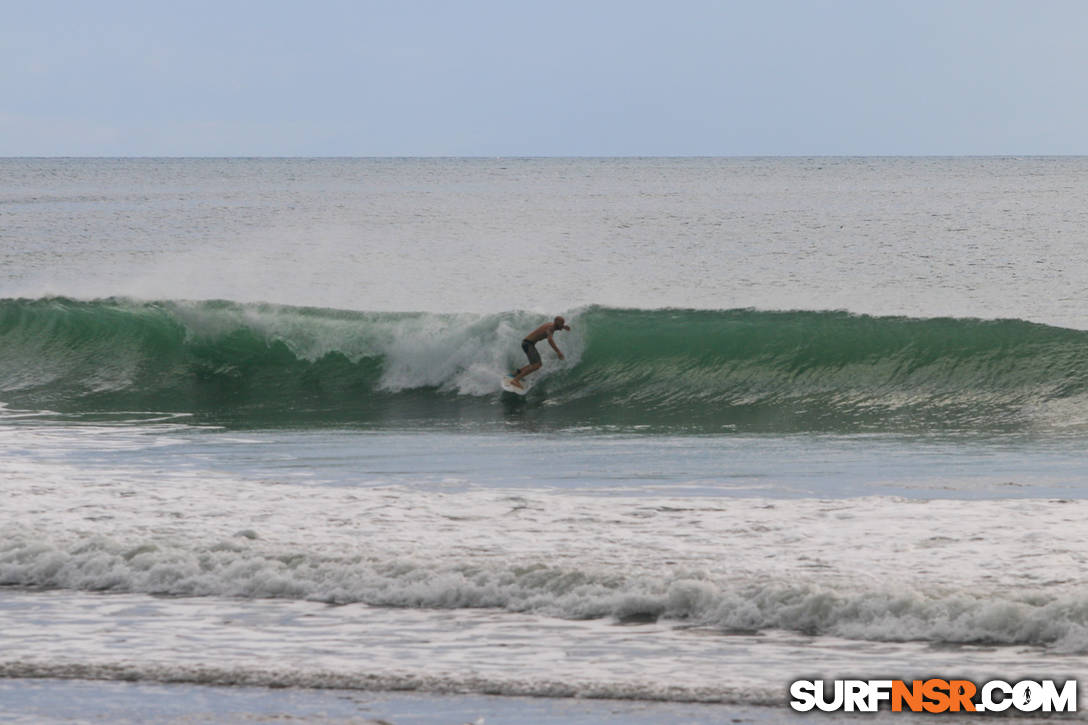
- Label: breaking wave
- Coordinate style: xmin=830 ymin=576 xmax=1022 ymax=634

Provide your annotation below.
xmin=3 ymin=297 xmax=1088 ymax=432
xmin=2 ymin=527 xmax=1087 ymax=652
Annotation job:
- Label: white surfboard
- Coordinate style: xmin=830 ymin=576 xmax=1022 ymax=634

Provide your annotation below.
xmin=500 ymin=376 xmax=529 ymax=395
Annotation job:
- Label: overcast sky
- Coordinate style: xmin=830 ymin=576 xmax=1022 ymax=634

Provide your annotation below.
xmin=3 ymin=0 xmax=1087 ymax=156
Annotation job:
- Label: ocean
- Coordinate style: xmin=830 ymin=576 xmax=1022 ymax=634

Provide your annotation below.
xmin=1 ymin=157 xmax=1086 ymax=723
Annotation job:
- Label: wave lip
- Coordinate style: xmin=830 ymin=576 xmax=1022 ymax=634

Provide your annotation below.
xmin=3 ymin=297 xmax=1088 ymax=432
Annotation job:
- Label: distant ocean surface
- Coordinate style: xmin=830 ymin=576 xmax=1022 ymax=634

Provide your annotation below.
xmin=2 ymin=158 xmax=1087 ymax=721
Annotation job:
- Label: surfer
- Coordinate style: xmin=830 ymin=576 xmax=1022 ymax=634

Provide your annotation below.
xmin=509 ymin=316 xmax=571 ymax=389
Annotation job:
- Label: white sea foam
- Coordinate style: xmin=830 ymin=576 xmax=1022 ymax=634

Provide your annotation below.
xmin=0 ymin=659 xmax=775 ymax=705
xmin=3 ymin=439 xmax=1086 ymax=651
xmin=4 ymin=587 xmax=1085 ymax=712
xmin=4 ymin=531 xmax=1087 ymax=652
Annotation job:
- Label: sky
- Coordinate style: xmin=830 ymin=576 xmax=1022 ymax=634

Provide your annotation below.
xmin=3 ymin=0 xmax=1088 ymax=156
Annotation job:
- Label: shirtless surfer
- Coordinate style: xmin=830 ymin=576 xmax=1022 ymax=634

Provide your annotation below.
xmin=509 ymin=316 xmax=571 ymax=389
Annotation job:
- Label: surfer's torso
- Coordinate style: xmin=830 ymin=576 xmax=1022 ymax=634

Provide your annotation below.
xmin=523 ymin=323 xmax=556 ymax=344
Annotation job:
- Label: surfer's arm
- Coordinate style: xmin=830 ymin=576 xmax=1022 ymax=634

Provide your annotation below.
xmin=546 ymin=331 xmax=565 ymax=360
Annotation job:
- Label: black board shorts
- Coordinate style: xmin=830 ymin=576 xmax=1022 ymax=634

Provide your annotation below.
xmin=521 ymin=339 xmax=541 ymax=365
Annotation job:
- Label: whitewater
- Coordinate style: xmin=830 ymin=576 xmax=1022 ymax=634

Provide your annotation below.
xmin=2 ymin=157 xmax=1087 ymax=723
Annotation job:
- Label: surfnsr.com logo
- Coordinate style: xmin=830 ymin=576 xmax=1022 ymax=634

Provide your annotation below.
xmin=789 ymin=679 xmax=1077 ymax=713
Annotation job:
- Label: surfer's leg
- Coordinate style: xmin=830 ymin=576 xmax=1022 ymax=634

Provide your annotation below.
xmin=512 ymin=362 xmax=541 ymax=383
xmin=514 ymin=341 xmax=541 ymax=382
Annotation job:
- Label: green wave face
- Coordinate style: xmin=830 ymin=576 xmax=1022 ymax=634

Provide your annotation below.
xmin=563 ymin=307 xmax=1088 ymax=432
xmin=2 ymin=297 xmax=1087 ymax=433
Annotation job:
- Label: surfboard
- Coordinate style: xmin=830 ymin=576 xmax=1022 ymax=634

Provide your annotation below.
xmin=501 ymin=376 xmax=529 ymax=395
